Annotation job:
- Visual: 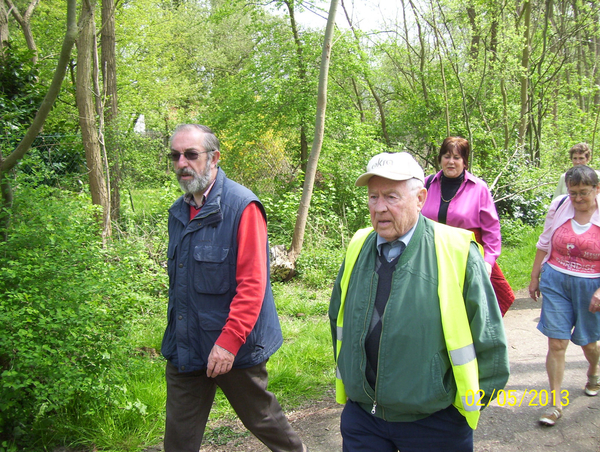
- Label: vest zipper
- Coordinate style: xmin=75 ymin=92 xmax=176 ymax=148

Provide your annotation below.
xmin=371 ymin=401 xmax=377 ymax=415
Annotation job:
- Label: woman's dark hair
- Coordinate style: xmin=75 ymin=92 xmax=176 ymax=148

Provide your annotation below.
xmin=438 ymin=137 xmax=470 ymax=166
xmin=565 ymin=165 xmax=599 ymax=187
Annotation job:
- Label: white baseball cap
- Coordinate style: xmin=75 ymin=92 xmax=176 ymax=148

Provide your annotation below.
xmin=355 ymin=152 xmax=425 ymax=186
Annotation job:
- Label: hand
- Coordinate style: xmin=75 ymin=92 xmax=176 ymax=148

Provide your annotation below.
xmin=589 ymin=288 xmax=600 ymax=313
xmin=529 ymin=279 xmax=540 ymax=301
xmin=484 ymin=262 xmax=492 ymax=277
xmin=206 ymin=344 xmax=235 ymax=378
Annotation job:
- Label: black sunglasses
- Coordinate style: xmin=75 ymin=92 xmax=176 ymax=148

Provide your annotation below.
xmin=169 ymin=150 xmax=209 ymax=161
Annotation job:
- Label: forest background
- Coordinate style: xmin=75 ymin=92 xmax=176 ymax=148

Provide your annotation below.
xmin=1 ymin=0 xmax=599 ymax=450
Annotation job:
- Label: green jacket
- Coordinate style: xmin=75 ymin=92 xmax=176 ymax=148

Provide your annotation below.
xmin=329 ymin=215 xmax=509 ymax=422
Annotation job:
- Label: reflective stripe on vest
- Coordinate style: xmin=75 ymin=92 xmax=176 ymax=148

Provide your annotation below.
xmin=335 ymin=223 xmax=483 ymax=429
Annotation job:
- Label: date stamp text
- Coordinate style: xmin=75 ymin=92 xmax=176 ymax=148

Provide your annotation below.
xmin=465 ymin=389 xmax=569 ymax=408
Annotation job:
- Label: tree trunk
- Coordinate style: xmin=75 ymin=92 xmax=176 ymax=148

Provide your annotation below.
xmin=283 ymin=0 xmax=310 ymax=172
xmin=0 ymin=0 xmax=79 ymax=239
xmin=407 ymin=0 xmax=429 ymax=110
xmin=0 ymin=1 xmax=8 ymax=54
xmin=467 ymin=5 xmax=479 ymax=61
xmin=350 ymin=77 xmax=366 ymax=122
xmin=101 ymin=0 xmax=121 ymax=221
xmin=286 ymin=0 xmax=339 ymax=271
xmin=341 ymin=1 xmax=390 ymax=145
xmin=533 ymin=0 xmax=553 ymax=162
xmin=76 ymin=0 xmax=111 ymax=242
xmin=517 ymin=0 xmax=531 ymax=155
xmin=5 ymin=0 xmax=40 ymax=64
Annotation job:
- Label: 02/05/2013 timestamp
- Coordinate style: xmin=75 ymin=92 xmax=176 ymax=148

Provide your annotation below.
xmin=465 ymin=389 xmax=569 ymax=408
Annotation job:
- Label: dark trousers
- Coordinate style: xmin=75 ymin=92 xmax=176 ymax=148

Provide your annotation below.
xmin=340 ymin=400 xmax=473 ymax=452
xmin=164 ymin=361 xmax=304 ymax=452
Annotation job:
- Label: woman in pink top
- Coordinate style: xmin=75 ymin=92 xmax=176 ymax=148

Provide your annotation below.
xmin=422 ymin=137 xmax=515 ymax=315
xmin=529 ymin=165 xmax=600 ymax=427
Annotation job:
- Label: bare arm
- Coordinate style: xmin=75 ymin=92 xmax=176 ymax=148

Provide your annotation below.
xmin=528 ymin=249 xmax=548 ymax=301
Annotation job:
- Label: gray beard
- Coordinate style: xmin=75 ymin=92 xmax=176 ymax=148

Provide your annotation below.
xmin=177 ymin=166 xmax=212 ymax=196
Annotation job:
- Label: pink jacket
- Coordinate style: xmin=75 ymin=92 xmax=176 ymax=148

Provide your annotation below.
xmin=422 ymin=170 xmax=501 ymax=266
xmin=537 ymin=194 xmax=600 ymax=267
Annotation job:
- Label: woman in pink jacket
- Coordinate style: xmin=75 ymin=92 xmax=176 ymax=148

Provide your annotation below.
xmin=529 ymin=165 xmax=600 ymax=427
xmin=422 ymin=136 xmax=515 ymax=315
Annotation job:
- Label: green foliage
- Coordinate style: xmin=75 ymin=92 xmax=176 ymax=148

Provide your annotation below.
xmin=15 ymin=134 xmax=86 ymax=189
xmin=0 ymin=46 xmax=44 ymax=151
xmin=0 ymin=183 xmax=167 ymax=449
xmin=295 ymin=246 xmax=344 ymax=290
xmin=500 ymin=218 xmax=535 ymax=248
xmin=118 ymin=132 xmax=173 ymax=189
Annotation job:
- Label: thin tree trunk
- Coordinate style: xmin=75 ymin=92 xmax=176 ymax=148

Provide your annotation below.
xmin=4 ymin=0 xmax=40 ymax=64
xmin=467 ymin=5 xmax=479 ymax=61
xmin=288 ymin=0 xmax=339 ymax=265
xmin=101 ymin=0 xmax=120 ymax=221
xmin=93 ymin=23 xmax=112 ymax=233
xmin=407 ymin=0 xmax=430 ymax=110
xmin=76 ymin=0 xmax=111 ymax=242
xmin=518 ymin=0 xmax=531 ymax=155
xmin=350 ymin=77 xmax=366 ymax=122
xmin=0 ymin=1 xmax=9 ymax=54
xmin=283 ymin=0 xmax=310 ymax=172
xmin=340 ymin=0 xmax=390 ymax=145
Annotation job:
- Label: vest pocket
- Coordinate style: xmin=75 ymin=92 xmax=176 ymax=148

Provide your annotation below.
xmin=193 ymin=245 xmax=230 ymax=294
xmin=167 ymin=242 xmax=177 ymax=282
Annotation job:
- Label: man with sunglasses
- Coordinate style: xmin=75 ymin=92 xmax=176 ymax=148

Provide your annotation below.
xmin=161 ymin=124 xmax=307 ymax=452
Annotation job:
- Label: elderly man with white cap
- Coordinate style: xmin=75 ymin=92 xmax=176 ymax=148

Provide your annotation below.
xmin=329 ymin=152 xmax=509 ymax=452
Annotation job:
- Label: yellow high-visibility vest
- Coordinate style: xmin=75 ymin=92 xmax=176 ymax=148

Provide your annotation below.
xmin=335 ymin=223 xmax=483 ymax=429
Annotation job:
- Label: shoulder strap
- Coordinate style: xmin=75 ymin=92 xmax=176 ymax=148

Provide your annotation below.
xmin=425 ymin=175 xmax=433 ymax=190
xmin=557 ymin=195 xmax=568 ymax=210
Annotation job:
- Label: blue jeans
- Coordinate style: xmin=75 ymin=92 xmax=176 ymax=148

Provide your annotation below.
xmin=340 ymin=399 xmax=473 ymax=452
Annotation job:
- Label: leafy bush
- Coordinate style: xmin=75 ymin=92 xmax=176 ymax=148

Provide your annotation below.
xmin=295 ymin=246 xmax=345 ymax=290
xmin=0 ymin=46 xmax=43 ymax=145
xmin=118 ymin=132 xmax=173 ymax=189
xmin=15 ymin=134 xmax=86 ymax=189
xmin=500 ymin=218 xmax=535 ymax=247
xmin=0 ymin=184 xmax=167 ymax=449
xmin=496 ymin=191 xmax=549 ymax=227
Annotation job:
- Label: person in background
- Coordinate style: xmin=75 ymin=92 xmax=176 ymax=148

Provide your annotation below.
xmin=554 ymin=143 xmax=594 ymax=199
xmin=529 ymin=165 xmax=600 ymax=427
xmin=421 ymin=137 xmax=515 ymax=316
xmin=329 ymin=152 xmax=509 ymax=452
xmin=161 ymin=124 xmax=307 ymax=452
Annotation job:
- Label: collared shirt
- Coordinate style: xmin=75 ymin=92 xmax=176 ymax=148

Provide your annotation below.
xmin=422 ymin=170 xmax=500 ymax=266
xmin=376 ymin=223 xmax=417 ymax=262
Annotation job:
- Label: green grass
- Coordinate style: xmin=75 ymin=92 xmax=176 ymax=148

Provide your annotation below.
xmin=75 ymin=278 xmax=334 ymax=451
xmin=497 ymin=224 xmax=543 ymax=291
